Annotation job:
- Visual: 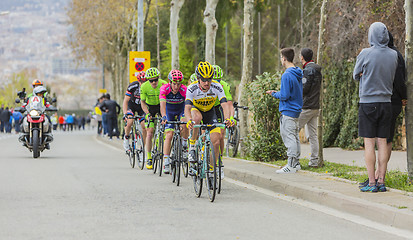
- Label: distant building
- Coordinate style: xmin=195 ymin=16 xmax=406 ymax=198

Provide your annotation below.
xmin=52 ymin=58 xmax=98 ymax=75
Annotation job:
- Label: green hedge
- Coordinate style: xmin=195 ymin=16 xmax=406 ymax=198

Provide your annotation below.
xmin=244 ymin=72 xmax=287 ymax=162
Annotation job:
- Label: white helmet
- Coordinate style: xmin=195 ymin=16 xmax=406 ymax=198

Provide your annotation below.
xmin=33 ymin=86 xmax=47 ymax=96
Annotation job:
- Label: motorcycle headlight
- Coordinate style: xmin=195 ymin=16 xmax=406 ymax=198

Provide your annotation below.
xmin=29 ymin=110 xmax=40 ymax=117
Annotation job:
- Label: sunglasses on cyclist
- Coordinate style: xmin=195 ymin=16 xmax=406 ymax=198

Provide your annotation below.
xmin=199 ymin=77 xmax=212 ymax=82
xmin=149 ymin=78 xmax=159 ymax=83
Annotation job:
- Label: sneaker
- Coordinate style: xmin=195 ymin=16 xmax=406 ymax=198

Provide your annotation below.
xmin=360 ymin=184 xmax=378 ymax=192
xmin=220 ymin=167 xmax=224 ymax=179
xmin=359 ymin=178 xmax=378 ymax=189
xmin=308 ymin=160 xmax=319 ymax=168
xmin=276 ymin=165 xmax=297 ymax=174
xmin=182 ymin=147 xmax=188 ymax=161
xmin=163 ymin=164 xmax=170 ymax=174
xmin=123 ymin=138 xmax=130 ymax=151
xmin=377 ymin=183 xmax=387 ymax=192
xmin=189 ymin=163 xmax=196 ymax=176
xmin=294 ymin=162 xmax=301 ymax=171
xmin=188 ymin=149 xmax=196 ymax=163
xmin=45 ymin=143 xmax=50 ymax=150
xmin=146 ymin=159 xmax=153 ymax=169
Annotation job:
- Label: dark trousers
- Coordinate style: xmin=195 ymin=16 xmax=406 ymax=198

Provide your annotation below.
xmin=107 ymin=115 xmax=119 ymax=139
xmin=0 ymin=120 xmax=5 ymax=132
xmin=97 ymin=121 xmax=102 ymax=134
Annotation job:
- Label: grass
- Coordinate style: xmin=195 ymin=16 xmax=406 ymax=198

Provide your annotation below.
xmin=266 ymin=158 xmax=413 ymax=193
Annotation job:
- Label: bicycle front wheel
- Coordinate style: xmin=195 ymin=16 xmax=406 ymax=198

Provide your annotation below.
xmin=175 ymin=137 xmax=182 ymax=186
xmin=217 ymin=154 xmax=222 ymax=194
xmin=135 ymin=127 xmax=145 ymax=170
xmin=205 ymin=144 xmax=217 ymax=202
xmin=158 ymin=131 xmax=164 ymax=177
xmin=152 ymin=132 xmax=159 ymax=174
xmin=193 ymin=144 xmax=203 ymax=198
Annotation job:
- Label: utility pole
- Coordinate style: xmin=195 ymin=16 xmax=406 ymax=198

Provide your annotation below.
xmin=137 ymin=0 xmax=144 ymax=51
xmin=277 ymin=5 xmax=281 ymax=70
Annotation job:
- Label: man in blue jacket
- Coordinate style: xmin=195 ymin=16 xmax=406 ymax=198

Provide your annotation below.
xmin=266 ymin=48 xmax=303 ymax=173
xmin=353 ymin=22 xmax=398 ymax=192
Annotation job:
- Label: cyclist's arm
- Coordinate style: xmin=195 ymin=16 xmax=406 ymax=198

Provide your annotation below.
xmin=122 ymin=95 xmax=130 ymax=115
xmin=184 ymin=100 xmax=193 ymax=122
xmin=160 ymin=100 xmax=167 ymax=118
xmin=141 ymin=100 xmax=149 ymax=115
xmin=221 ymin=100 xmax=231 ymax=120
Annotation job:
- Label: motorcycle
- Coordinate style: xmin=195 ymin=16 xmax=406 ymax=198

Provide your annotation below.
xmin=15 ymin=93 xmax=57 ymax=158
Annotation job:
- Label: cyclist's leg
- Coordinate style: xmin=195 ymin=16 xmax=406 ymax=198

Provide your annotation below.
xmin=210 ymin=130 xmax=221 ymax=167
xmin=214 ymin=105 xmax=225 ymax=155
xmin=163 ymin=111 xmax=176 ymax=169
xmin=189 ymin=108 xmax=202 ymax=163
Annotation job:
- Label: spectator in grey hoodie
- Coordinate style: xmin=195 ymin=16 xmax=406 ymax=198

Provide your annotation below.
xmin=353 ymin=22 xmax=398 ymax=192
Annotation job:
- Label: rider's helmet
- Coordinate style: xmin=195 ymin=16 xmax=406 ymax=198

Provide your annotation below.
xmin=195 ymin=61 xmax=214 ymax=80
xmin=145 ymin=67 xmax=160 ymax=80
xmin=33 ymin=86 xmax=47 ymax=97
xmin=189 ymin=73 xmax=197 ymax=84
xmin=212 ymin=65 xmax=223 ymax=81
xmin=32 ymin=79 xmax=43 ymax=88
xmin=168 ymin=70 xmax=184 ymax=83
xmin=137 ymin=71 xmax=146 ymax=83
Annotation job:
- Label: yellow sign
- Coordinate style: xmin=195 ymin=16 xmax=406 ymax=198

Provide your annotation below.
xmin=129 ymin=51 xmax=150 ymax=83
xmin=99 ymin=89 xmax=107 ymax=94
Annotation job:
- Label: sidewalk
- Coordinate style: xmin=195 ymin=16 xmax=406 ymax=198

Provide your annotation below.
xmin=96 ymin=136 xmax=413 ymax=234
xmin=301 ymin=143 xmax=408 ymax=172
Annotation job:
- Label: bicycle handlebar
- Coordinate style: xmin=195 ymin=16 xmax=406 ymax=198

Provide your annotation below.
xmin=193 ymin=123 xmax=226 ymax=130
xmin=233 ymin=102 xmax=248 ymax=110
xmin=165 ymin=121 xmax=187 ymax=125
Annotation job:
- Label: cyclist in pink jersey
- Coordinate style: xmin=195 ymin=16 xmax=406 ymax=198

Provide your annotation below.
xmin=160 ymin=70 xmax=189 ymax=174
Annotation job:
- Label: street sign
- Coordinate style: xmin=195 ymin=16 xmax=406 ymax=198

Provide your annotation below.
xmin=99 ymin=89 xmax=107 ymax=94
xmin=129 ymin=51 xmax=150 ymax=83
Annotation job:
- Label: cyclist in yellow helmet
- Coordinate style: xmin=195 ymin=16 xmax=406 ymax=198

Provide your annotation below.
xmin=185 ymin=61 xmax=234 ymax=174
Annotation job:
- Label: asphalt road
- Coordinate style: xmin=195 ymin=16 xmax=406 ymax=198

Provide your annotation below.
xmin=0 ymin=130 xmax=408 ymax=240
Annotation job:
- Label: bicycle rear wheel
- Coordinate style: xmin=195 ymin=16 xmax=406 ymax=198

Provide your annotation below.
xmin=128 ymin=131 xmax=136 ymax=168
xmin=135 ymin=128 xmax=145 ymax=170
xmin=205 ymin=144 xmax=217 ymax=202
xmin=192 ymin=144 xmax=203 ymax=198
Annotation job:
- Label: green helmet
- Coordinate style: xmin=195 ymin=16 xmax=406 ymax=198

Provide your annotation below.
xmin=213 ymin=65 xmax=223 ymax=80
xmin=189 ymin=73 xmax=197 ymax=83
xmin=145 ymin=67 xmax=160 ymax=79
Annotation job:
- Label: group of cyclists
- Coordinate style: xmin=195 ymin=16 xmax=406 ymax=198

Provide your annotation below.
xmin=122 ymin=61 xmax=236 ymax=176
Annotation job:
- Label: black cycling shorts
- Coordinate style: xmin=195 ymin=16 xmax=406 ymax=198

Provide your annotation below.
xmin=192 ymin=107 xmax=217 ymax=125
xmin=214 ymin=105 xmax=224 ymax=123
xmin=358 ymin=102 xmax=391 ymax=138
xmin=128 ymin=103 xmax=145 ymax=117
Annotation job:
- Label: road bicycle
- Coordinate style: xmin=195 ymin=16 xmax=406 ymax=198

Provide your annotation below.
xmin=226 ymin=102 xmax=248 ymax=158
xmin=191 ymin=123 xmax=225 ymax=202
xmin=166 ymin=121 xmax=188 ymax=186
xmin=148 ymin=116 xmax=164 ymax=176
xmin=127 ymin=115 xmax=145 ymax=170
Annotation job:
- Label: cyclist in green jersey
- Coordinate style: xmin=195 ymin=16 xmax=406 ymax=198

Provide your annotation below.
xmin=212 ymin=65 xmax=235 ymax=178
xmin=140 ymin=67 xmax=168 ymax=169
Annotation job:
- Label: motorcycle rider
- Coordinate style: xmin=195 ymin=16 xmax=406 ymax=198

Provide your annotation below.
xmin=19 ymin=86 xmax=54 ymax=149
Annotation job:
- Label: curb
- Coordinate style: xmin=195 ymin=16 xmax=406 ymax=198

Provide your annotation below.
xmin=224 ymin=160 xmax=413 ymax=233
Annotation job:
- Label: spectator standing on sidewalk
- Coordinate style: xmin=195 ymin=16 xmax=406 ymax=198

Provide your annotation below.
xmin=353 ymin=22 xmax=398 ymax=192
xmin=299 ymin=48 xmax=322 ymax=168
xmin=12 ymin=109 xmax=23 ymax=133
xmin=58 ymin=115 xmax=65 ymax=131
xmin=266 ymin=48 xmax=303 ymax=173
xmin=100 ymin=94 xmax=121 ymax=140
xmin=0 ymin=107 xmax=11 ymax=133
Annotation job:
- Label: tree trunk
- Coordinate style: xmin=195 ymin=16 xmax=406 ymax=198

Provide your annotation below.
xmin=156 ymin=0 xmax=161 ymax=70
xmin=137 ymin=0 xmax=144 ymax=51
xmin=204 ymin=0 xmax=219 ymax=64
xmin=405 ymin=0 xmax=413 ymax=182
xmin=237 ymin=0 xmax=254 ymax=157
xmin=170 ymin=0 xmax=185 ymax=69
xmin=316 ymin=0 xmax=327 ymax=167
